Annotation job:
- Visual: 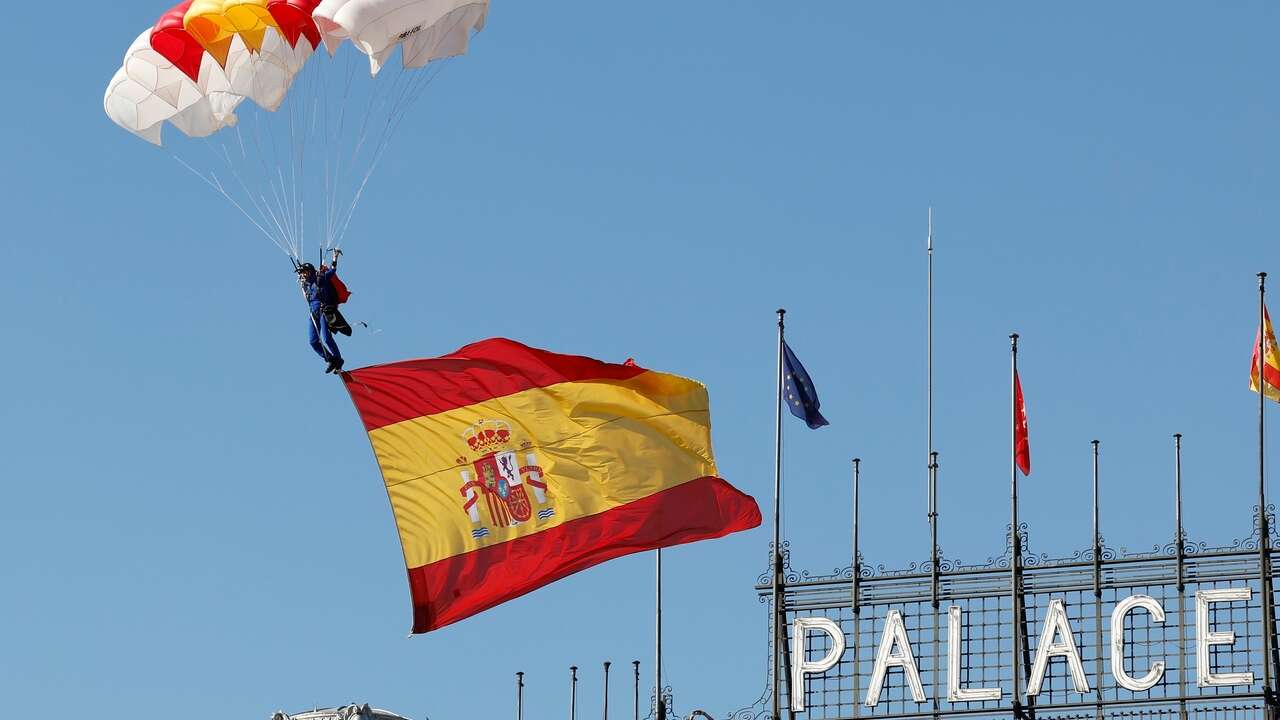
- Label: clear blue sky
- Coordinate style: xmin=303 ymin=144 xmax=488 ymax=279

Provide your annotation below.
xmin=1 ymin=2 xmax=1276 ymax=718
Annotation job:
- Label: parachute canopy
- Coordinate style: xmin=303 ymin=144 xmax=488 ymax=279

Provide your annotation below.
xmin=105 ymin=0 xmax=487 ymax=146
xmin=104 ymin=0 xmax=488 ymax=262
xmin=314 ymin=0 xmax=486 ymax=74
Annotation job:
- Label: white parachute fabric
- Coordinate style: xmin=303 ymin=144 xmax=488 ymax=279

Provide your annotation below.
xmin=104 ymin=68 xmax=167 ymax=145
xmin=104 ymin=30 xmax=245 ymax=146
xmin=313 ymin=0 xmax=487 ymax=74
xmin=106 ymin=31 xmax=223 ymax=144
xmin=224 ymin=30 xmax=317 ymax=111
xmin=401 ymin=2 xmax=485 ymax=69
xmin=125 ymin=30 xmax=237 ymax=137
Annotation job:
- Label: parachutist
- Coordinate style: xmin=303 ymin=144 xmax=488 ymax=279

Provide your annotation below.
xmin=298 ymin=254 xmax=353 ymax=374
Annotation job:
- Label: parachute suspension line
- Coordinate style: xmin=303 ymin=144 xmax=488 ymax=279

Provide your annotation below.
xmin=169 ymin=152 xmax=289 ymax=256
xmin=252 ymin=89 xmax=297 ymax=258
xmin=337 ymin=49 xmax=362 ymax=247
xmin=225 ymin=126 xmax=300 ymax=258
xmin=331 ymin=71 xmax=403 ymax=249
xmin=332 ymin=58 xmax=454 ymax=250
xmin=319 ymin=54 xmax=333 ymax=255
xmin=319 ymin=51 xmax=336 ymax=249
xmin=331 ymin=56 xmax=448 ymax=250
xmin=340 ymin=52 xmax=416 ymax=188
xmin=300 ymin=83 xmax=322 ymax=256
xmin=247 ymin=126 xmax=294 ymax=257
xmin=286 ymin=75 xmax=300 ymax=261
xmin=330 ymin=48 xmax=411 ymax=251
xmin=229 ymin=124 xmax=297 ymax=259
xmin=289 ymin=77 xmax=305 ymax=262
xmin=179 ymin=138 xmax=289 ymax=257
xmin=248 ymin=108 xmax=299 ymax=258
xmin=217 ymin=140 xmax=294 ymax=254
xmin=278 ymin=166 xmax=299 ymax=258
xmin=236 ymin=121 xmax=249 ymax=161
xmin=324 ymin=50 xmax=360 ymax=253
xmin=331 ymin=60 xmax=399 ymax=245
xmin=331 ymin=18 xmax=481 ymax=250
xmin=271 ymin=101 xmax=302 ymax=261
xmin=286 ymin=46 xmax=315 ymax=263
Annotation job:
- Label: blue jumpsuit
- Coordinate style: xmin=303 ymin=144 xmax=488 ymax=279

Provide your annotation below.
xmin=305 ymin=269 xmax=343 ymax=363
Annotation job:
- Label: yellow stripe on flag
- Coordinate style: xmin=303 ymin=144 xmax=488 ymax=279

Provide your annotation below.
xmin=366 ymin=371 xmax=717 ymax=569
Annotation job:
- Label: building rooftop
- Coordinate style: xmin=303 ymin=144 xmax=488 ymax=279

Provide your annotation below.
xmin=271 ymin=705 xmax=411 ymax=720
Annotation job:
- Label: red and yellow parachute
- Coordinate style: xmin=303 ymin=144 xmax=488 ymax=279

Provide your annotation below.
xmin=106 ymin=0 xmax=486 ymax=144
xmin=104 ymin=1 xmax=488 ymax=258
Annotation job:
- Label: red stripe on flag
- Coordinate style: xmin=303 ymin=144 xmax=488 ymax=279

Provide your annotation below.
xmin=343 ymin=338 xmax=648 ymax=431
xmin=405 ymin=476 xmax=762 ymax=633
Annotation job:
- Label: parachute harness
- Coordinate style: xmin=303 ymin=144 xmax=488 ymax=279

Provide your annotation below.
xmin=292 ymin=257 xmax=333 ymax=361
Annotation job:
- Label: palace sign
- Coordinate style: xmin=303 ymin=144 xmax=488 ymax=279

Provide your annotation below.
xmin=761 ymin=531 xmax=1279 ymax=719
xmin=791 ymin=588 xmax=1255 ymax=710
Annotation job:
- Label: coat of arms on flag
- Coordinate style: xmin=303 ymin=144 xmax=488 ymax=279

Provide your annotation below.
xmin=458 ymin=419 xmax=554 ymax=539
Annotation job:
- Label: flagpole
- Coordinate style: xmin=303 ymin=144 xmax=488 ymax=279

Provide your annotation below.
xmin=927 ymin=209 xmax=938 ymax=602
xmin=604 ymin=661 xmax=611 ymax=720
xmin=928 ymin=208 xmax=935 ymax=534
xmin=571 ymin=666 xmax=579 ymax=720
xmin=852 ymin=458 xmax=861 ymax=719
xmin=926 ymin=211 xmax=941 ymax=720
xmin=773 ymin=308 xmax=786 ymax=720
xmin=656 ymin=549 xmax=664 ymax=720
xmin=1174 ymin=434 xmax=1188 ymax=720
xmin=1091 ymin=440 xmax=1103 ymax=720
xmin=517 ymin=672 xmax=525 ymax=720
xmin=1010 ymin=333 xmax=1022 ymax=719
xmin=930 ymin=451 xmax=940 ymax=720
xmin=1258 ymin=272 xmax=1276 ymax=717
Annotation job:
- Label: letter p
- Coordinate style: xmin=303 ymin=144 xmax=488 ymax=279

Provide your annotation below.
xmin=790 ymin=617 xmax=846 ymax=712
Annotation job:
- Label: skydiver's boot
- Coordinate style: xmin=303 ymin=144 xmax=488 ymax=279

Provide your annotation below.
xmin=331 ymin=357 xmax=345 ymax=374
xmin=325 ymin=357 xmax=338 ymax=374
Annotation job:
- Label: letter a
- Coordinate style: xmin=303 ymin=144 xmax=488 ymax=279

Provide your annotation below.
xmin=865 ymin=610 xmax=926 ymax=706
xmin=1027 ymin=598 xmax=1090 ymax=696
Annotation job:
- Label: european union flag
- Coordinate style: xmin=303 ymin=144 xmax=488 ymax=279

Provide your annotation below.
xmin=783 ymin=341 xmax=829 ymax=429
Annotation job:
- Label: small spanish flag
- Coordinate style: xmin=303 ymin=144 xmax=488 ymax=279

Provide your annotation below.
xmin=342 ymin=339 xmax=762 ymax=633
xmin=1251 ymin=306 xmax=1280 ymax=403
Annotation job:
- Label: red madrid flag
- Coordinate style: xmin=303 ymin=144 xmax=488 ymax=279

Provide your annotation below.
xmin=1014 ymin=370 xmax=1031 ymax=476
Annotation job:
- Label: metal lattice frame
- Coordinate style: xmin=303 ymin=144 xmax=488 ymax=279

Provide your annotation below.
xmin=722 ymin=514 xmax=1280 ymax=720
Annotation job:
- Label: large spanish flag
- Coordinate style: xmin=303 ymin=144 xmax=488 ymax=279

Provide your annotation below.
xmin=342 ymin=338 xmax=762 ymax=633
